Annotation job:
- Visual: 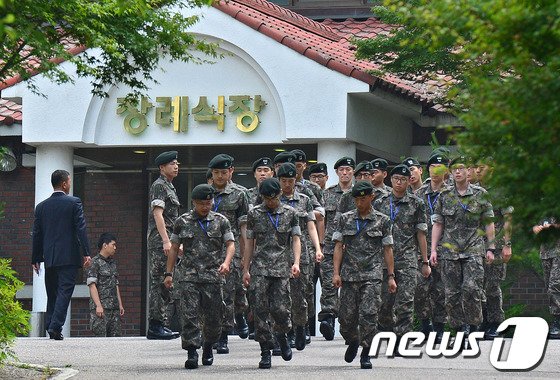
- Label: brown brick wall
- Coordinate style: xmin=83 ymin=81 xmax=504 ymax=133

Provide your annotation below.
xmin=504 ymin=268 xmax=549 ymax=313
xmin=1 ymin=168 xmax=147 ymax=336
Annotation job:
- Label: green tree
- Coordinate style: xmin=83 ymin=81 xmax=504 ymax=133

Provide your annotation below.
xmin=0 ymin=0 xmax=217 ymax=98
xmin=354 ymin=0 xmax=560 ymax=240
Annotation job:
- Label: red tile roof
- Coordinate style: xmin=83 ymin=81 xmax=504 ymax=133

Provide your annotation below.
xmin=215 ymin=0 xmax=450 ymax=114
xmin=0 ymin=98 xmax=22 ymax=125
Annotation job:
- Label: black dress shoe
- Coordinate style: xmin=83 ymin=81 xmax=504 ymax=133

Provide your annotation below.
xmin=48 ymin=330 xmax=63 ymax=340
xmin=344 ymin=342 xmax=359 ymax=363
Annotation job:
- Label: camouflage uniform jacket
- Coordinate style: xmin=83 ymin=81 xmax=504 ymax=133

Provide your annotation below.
xmin=280 ymin=191 xmax=315 ymax=264
xmin=335 ymin=186 xmax=384 ymax=225
xmin=416 ymin=181 xmax=448 ymax=257
xmin=147 ymin=175 xmax=180 ymax=242
xmin=87 ymin=254 xmax=119 ymax=310
xmin=212 ymin=182 xmax=249 ymax=241
xmin=170 ymin=210 xmax=234 ymax=283
xmin=246 ymin=204 xmax=301 ymax=278
xmin=432 ymin=184 xmax=494 ymax=259
xmin=323 ymin=183 xmax=349 ymax=244
xmin=539 ymin=217 xmax=560 ymax=259
xmin=374 ymin=192 xmax=428 ymax=268
xmin=246 ymin=186 xmax=261 ymax=210
xmin=332 ymin=209 xmax=393 ymax=282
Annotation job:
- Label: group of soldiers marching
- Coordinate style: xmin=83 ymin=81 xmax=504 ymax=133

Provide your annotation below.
xmin=146 ymin=147 xmax=560 ymax=370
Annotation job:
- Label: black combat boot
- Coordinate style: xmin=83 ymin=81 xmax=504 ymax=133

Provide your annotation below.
xmin=549 ymin=318 xmax=560 ymax=339
xmin=287 ymin=329 xmax=296 ymax=348
xmin=235 ymin=314 xmax=249 ymax=339
xmin=294 ymin=326 xmax=306 ymax=351
xmin=360 ymin=346 xmax=372 ymax=369
xmin=184 ymin=348 xmax=198 ymax=369
xmin=420 ymin=319 xmax=434 ymax=339
xmin=305 ymin=324 xmax=311 ymax=345
xmin=271 ymin=336 xmax=282 ymax=356
xmin=216 ymin=331 xmax=229 ymax=354
xmin=248 ymin=319 xmax=255 ymax=340
xmin=344 ymin=341 xmax=360 ymax=363
xmin=259 ymin=342 xmax=272 ymax=369
xmin=457 ymin=324 xmax=470 ymax=350
xmin=319 ymin=316 xmax=335 ymax=341
xmin=202 ymin=342 xmax=214 ymax=366
xmin=276 ymin=333 xmax=293 ymax=361
xmin=484 ymin=323 xmax=499 ymax=340
xmin=147 ymin=320 xmax=176 ymax=340
xmin=433 ymin=322 xmax=445 ymax=344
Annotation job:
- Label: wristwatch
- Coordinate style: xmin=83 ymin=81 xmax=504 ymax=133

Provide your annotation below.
xmin=164 ymin=272 xmax=173 ymax=278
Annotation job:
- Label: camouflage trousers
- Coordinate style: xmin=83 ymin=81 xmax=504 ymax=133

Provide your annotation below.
xmin=339 ymin=279 xmax=381 ymax=348
xmin=291 ymin=262 xmax=312 ymax=327
xmin=318 ymin=243 xmax=339 ymax=321
xmin=441 ymin=256 xmax=484 ymax=328
xmin=542 ymin=256 xmax=560 ymax=317
xmin=222 ymin=257 xmax=248 ymax=331
xmin=147 ymin=243 xmax=171 ymax=324
xmin=415 ymin=260 xmax=446 ymax=324
xmin=248 ymin=275 xmax=292 ymax=346
xmin=482 ymin=251 xmax=506 ymax=324
xmin=379 ymin=266 xmax=417 ymax=337
xmin=90 ymin=309 xmax=121 ymax=337
xmin=178 ymin=281 xmax=223 ymax=350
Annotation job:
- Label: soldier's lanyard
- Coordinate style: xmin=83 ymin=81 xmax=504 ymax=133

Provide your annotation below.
xmin=427 ymin=193 xmax=439 ymax=215
xmin=458 ymin=198 xmax=469 ymax=212
xmin=213 ymin=194 xmax=223 ymax=212
xmin=267 ymin=211 xmax=280 ymax=231
xmin=281 ymin=197 xmax=297 ymax=208
xmin=197 ymin=219 xmax=210 ymax=235
xmin=390 ymin=194 xmax=400 ymax=222
xmin=356 ymin=219 xmax=368 ymax=234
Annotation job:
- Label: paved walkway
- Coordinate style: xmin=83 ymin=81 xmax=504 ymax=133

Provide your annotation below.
xmin=11 ymin=336 xmax=560 ymax=379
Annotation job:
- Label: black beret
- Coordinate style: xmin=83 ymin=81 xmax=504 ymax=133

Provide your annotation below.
xmin=252 ymin=157 xmax=273 ymax=172
xmin=450 ymin=155 xmax=469 ymax=167
xmin=291 ymin=149 xmax=306 ymax=162
xmin=334 ymin=156 xmax=355 ymax=169
xmin=276 ymin=163 xmax=297 ymax=178
xmin=155 ymin=151 xmax=178 ymax=166
xmin=432 ymin=146 xmax=451 ymax=157
xmin=206 ymin=168 xmax=213 ymax=180
xmin=402 ymin=157 xmax=421 ymax=168
xmin=427 ymin=154 xmax=447 ymax=168
xmin=191 ymin=184 xmax=215 ymax=200
xmin=309 ymin=163 xmax=328 ymax=175
xmin=352 ymin=181 xmax=374 ymax=197
xmin=354 ymin=161 xmax=373 ymax=176
xmin=259 ymin=178 xmax=281 ymax=197
xmin=273 ymin=151 xmax=297 ymax=165
xmin=371 ymin=158 xmax=388 ymax=171
xmin=390 ymin=164 xmax=411 ymax=177
xmin=208 ymin=154 xmax=233 ymax=169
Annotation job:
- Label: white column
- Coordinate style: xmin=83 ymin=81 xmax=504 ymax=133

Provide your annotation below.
xmin=32 ymin=145 xmax=74 ymax=337
xmin=315 ymin=141 xmax=355 ymax=337
xmin=317 ymin=141 xmax=356 ymax=188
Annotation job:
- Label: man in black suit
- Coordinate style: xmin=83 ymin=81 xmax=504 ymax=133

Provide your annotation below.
xmin=32 ymin=169 xmax=91 ymax=340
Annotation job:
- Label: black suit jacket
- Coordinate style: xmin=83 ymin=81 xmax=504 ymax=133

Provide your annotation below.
xmin=32 ymin=192 xmax=91 ymax=268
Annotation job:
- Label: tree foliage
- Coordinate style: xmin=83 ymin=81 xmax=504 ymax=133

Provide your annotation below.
xmin=0 ymin=0 xmax=217 ymax=98
xmin=355 ymin=0 xmax=560 ymax=241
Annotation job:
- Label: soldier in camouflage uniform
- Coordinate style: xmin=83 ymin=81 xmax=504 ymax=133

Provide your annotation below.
xmin=335 ymin=161 xmax=376 ymax=220
xmin=243 ymin=178 xmax=302 ymax=369
xmin=533 ymin=218 xmax=560 ymax=339
xmin=87 ymin=233 xmax=124 ymax=337
xmin=147 ymin=151 xmax=181 ymax=340
xmin=208 ymin=154 xmax=250 ymax=352
xmin=164 ymin=184 xmax=235 ymax=369
xmin=402 ymin=157 xmax=424 ymax=194
xmin=414 ymin=153 xmax=448 ymax=342
xmin=308 ymin=162 xmax=329 ymax=190
xmin=371 ymin=158 xmax=392 ymax=196
xmin=277 ymin=163 xmax=323 ymax=350
xmin=374 ymin=165 xmax=430 ymax=351
xmin=247 ymin=157 xmax=274 ymax=209
xmin=476 ymin=163 xmax=513 ymax=339
xmin=318 ymin=156 xmax=355 ymax=340
xmin=333 ymin=181 xmax=396 ymax=369
xmin=430 ymin=156 xmax=496 ymax=347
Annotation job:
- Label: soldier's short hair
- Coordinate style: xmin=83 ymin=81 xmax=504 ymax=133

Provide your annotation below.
xmin=97 ymin=232 xmax=117 ymax=250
